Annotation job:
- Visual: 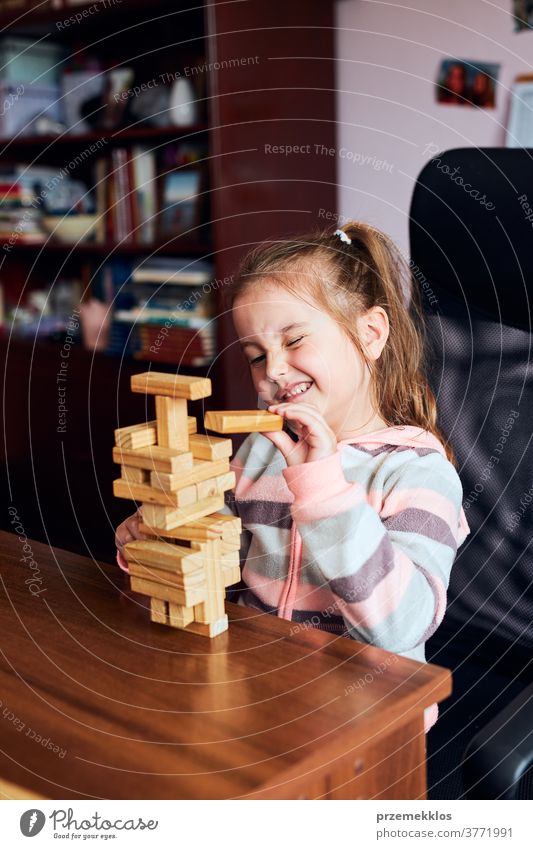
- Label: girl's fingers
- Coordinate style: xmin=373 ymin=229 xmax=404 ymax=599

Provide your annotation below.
xmin=115 ymin=512 xmax=147 ymax=552
xmin=268 ymin=402 xmax=337 ymax=462
xmin=261 ymin=429 xmax=307 ymax=465
xmin=269 ymin=403 xmax=330 ymax=440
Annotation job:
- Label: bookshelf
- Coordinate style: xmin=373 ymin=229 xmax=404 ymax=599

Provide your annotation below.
xmin=0 ymin=0 xmax=337 ymax=558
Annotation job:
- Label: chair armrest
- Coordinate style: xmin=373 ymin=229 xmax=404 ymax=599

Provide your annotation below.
xmin=462 ymin=682 xmax=533 ymax=799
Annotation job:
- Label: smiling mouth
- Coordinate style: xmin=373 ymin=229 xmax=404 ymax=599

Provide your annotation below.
xmin=278 ymin=381 xmax=313 ymax=401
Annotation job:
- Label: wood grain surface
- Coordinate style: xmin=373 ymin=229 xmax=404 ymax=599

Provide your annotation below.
xmin=0 ymin=531 xmax=451 ymax=800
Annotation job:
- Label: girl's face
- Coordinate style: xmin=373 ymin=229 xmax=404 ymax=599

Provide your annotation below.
xmin=232 ymin=281 xmax=389 ymax=439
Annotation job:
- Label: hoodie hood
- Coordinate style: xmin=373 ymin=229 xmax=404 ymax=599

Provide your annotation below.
xmin=338 ymin=425 xmax=470 ymax=546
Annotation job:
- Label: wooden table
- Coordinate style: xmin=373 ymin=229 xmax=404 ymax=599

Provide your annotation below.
xmin=0 ymin=530 xmax=451 ymax=800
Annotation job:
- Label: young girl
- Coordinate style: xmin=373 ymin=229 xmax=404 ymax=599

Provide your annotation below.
xmin=116 ymin=221 xmax=470 ymax=732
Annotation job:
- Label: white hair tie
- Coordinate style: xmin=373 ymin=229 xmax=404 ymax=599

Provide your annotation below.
xmin=334 ymin=228 xmax=352 ymax=245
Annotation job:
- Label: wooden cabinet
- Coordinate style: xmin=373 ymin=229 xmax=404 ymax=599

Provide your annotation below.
xmin=0 ymin=0 xmax=336 ymax=558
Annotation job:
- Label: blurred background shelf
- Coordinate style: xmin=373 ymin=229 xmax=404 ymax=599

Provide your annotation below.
xmin=0 ymin=123 xmax=209 ymax=151
xmin=0 ymin=0 xmax=337 ymax=559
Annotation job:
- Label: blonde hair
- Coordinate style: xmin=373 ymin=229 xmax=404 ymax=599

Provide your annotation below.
xmin=226 ymin=220 xmax=456 ymax=466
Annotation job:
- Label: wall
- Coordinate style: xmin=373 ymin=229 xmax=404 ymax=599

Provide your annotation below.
xmin=335 ymin=0 xmax=533 ymax=254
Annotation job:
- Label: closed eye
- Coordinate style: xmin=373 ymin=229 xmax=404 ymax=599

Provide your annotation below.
xmin=249 ymin=353 xmax=265 ymax=366
xmin=248 ymin=337 xmax=304 ymax=367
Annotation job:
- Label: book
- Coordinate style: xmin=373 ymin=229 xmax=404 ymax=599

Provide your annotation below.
xmin=132 ymin=255 xmax=213 ymax=285
xmin=113 ymin=308 xmax=215 ymax=330
xmin=94 ymin=157 xmax=107 ymax=244
xmin=131 ymin=146 xmax=156 ymax=244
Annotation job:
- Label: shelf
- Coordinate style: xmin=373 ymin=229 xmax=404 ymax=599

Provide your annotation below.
xmin=0 ymin=124 xmax=209 ymax=153
xmin=2 ymin=237 xmax=212 ymax=257
xmin=0 ymin=0 xmax=188 ymax=32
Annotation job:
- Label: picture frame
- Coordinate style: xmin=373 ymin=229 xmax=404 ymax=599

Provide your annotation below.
xmin=435 ymin=58 xmax=499 ymax=109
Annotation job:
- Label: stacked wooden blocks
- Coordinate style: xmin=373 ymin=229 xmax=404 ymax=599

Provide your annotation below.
xmin=113 ymin=372 xmax=241 ymax=638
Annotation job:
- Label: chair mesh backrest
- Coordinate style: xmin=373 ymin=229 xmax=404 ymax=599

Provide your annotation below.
xmin=409 ymin=148 xmax=533 ymax=650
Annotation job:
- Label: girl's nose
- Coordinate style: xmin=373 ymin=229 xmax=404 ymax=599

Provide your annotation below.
xmin=265 ymin=351 xmax=288 ymax=382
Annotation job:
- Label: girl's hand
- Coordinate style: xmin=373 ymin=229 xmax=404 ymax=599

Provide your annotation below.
xmin=263 ymin=401 xmax=337 ymax=466
xmin=115 ymin=509 xmax=148 ymax=557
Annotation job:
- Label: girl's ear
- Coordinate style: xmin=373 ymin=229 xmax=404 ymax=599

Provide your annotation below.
xmin=358 ymin=307 xmax=389 ymax=360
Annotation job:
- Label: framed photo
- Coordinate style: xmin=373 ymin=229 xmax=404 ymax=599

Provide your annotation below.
xmin=157 ymin=167 xmax=203 ymax=239
xmin=435 ymin=58 xmax=499 ymax=109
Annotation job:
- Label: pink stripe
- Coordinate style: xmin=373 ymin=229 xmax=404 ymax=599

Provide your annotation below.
xmin=291 ymin=482 xmax=366 ymax=522
xmin=283 ymin=527 xmax=303 ymax=619
xmin=337 ymin=548 xmax=414 ymax=628
xmin=236 ymin=472 xmax=293 ymax=503
xmin=241 ymin=569 xmax=287 ymax=608
xmin=290 ymin=581 xmax=341 ymax=611
xmin=366 ymin=487 xmax=384 ymax=515
xmin=277 ymin=523 xmax=298 ymax=618
xmin=424 ymin=702 xmax=439 ymax=733
xmin=241 ymin=566 xmax=341 ymax=613
xmin=116 ymin=549 xmax=130 ymax=574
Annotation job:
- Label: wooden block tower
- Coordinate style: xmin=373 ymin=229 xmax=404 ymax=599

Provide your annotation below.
xmin=113 ymin=372 xmax=242 ymax=638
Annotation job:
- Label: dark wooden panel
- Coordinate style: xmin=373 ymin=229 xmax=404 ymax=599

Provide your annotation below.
xmin=206 ymin=0 xmax=337 ymax=408
xmin=0 ymin=338 xmax=217 ymax=560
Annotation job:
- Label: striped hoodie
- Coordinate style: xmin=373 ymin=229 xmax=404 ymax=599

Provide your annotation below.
xmin=224 ymin=425 xmax=470 ymax=732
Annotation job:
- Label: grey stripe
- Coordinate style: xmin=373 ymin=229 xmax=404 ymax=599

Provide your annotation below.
xmin=350 ymin=443 xmax=441 ymax=459
xmin=416 ymin=563 xmax=443 ymax=643
xmin=328 ymin=534 xmax=395 ymax=603
xmin=383 ymin=508 xmax=457 ymax=550
xmin=237 ymin=499 xmax=293 ymax=530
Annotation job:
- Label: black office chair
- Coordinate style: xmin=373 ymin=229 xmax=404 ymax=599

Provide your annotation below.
xmin=409 ymin=147 xmax=533 ymax=800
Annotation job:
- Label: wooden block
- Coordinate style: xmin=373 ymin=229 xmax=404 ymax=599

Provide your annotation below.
xmin=189 ymin=433 xmax=233 ymax=461
xmin=130 ymin=575 xmax=206 ymax=607
xmin=223 ymin=565 xmax=241 ymax=587
xmin=131 ymin=372 xmax=211 ymax=400
xmin=203 ymin=543 xmax=240 ymax=585
xmin=201 ymin=537 xmax=225 ymax=623
xmin=210 ymin=513 xmax=242 ymax=537
xmin=121 ymin=465 xmax=149 ymax=484
xmin=116 ymin=417 xmax=195 ymax=441
xmin=139 ymin=512 xmax=241 ymax=542
xmin=221 ymin=550 xmax=240 ymax=570
xmin=155 ymin=396 xmax=189 ymax=450
xmin=195 ymin=471 xmax=236 ymax=500
xmin=150 ymin=598 xmax=169 ymax=625
xmin=168 ymin=603 xmax=195 ymax=628
xmin=113 ymin=445 xmax=193 ymax=474
xmin=115 ymin=421 xmax=157 ymax=450
xmin=113 ymin=478 xmax=197 ymax=508
xmin=182 ymin=616 xmax=228 ymax=638
xmin=204 ymin=410 xmax=283 ymax=434
xmin=128 ymin=561 xmax=206 ymax=590
xmin=123 ymin=539 xmax=204 ymax=574
xmin=179 ymin=537 xmax=225 ymax=624
xmin=221 ymin=537 xmax=241 ymax=554
xmin=138 ymin=521 xmax=222 ymax=545
xmin=150 ymin=458 xmax=230 ymax=492
xmin=192 ymin=602 xmax=205 ymax=621
xmin=141 ymin=495 xmax=225 ymax=531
